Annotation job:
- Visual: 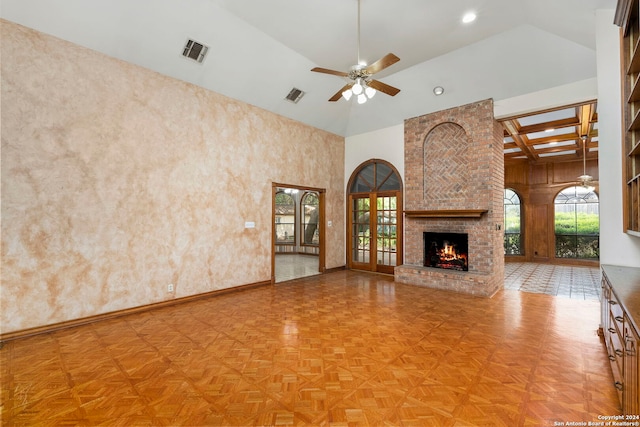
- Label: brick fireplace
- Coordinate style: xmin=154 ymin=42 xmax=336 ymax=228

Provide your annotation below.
xmin=394 ymin=99 xmax=504 ymax=297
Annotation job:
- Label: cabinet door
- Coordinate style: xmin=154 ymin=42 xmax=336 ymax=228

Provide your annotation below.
xmin=602 ymin=277 xmax=611 ymax=338
xmin=624 ymin=318 xmax=639 ymax=415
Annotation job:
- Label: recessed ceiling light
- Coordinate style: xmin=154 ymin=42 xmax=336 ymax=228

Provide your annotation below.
xmin=433 ymin=86 xmax=444 ymax=96
xmin=462 ymin=12 xmax=476 ymax=24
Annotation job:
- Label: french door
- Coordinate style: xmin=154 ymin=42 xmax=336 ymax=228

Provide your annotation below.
xmin=348 ymin=192 xmax=401 ymax=274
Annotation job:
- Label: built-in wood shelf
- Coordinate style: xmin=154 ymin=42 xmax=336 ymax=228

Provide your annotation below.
xmin=629 ymin=37 xmax=640 ymax=74
xmin=629 ymin=76 xmax=640 ymax=103
xmin=404 ymin=209 xmax=488 ymax=218
xmin=618 ymin=0 xmax=640 ymax=234
xmin=629 ymin=109 xmax=640 ymax=131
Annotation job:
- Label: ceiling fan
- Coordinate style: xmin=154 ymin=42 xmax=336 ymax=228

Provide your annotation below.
xmin=311 ymin=0 xmax=401 ymax=104
xmin=577 ymin=135 xmax=597 ymax=191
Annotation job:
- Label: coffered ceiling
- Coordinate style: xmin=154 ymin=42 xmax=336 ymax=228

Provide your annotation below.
xmin=500 ymin=101 xmax=598 ymax=164
xmin=1 ymin=0 xmax=616 ymax=141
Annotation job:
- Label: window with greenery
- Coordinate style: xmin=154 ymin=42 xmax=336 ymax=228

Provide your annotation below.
xmin=554 ymin=186 xmax=599 ymax=259
xmin=275 ymin=191 xmax=295 ymax=244
xmin=504 ymin=189 xmax=522 ymax=255
xmin=376 ymin=196 xmax=398 ymax=265
xmin=301 ymin=192 xmax=319 ymax=245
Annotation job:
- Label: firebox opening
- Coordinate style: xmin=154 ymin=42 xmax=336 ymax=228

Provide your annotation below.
xmin=424 ymin=232 xmax=469 ymax=271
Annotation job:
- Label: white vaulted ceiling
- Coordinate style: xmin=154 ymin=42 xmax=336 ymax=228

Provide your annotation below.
xmin=1 ymin=0 xmax=616 ymax=137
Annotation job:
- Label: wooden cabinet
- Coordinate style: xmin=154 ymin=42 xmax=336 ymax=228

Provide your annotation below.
xmin=601 ymin=265 xmax=640 ymax=414
xmin=617 ymin=0 xmax=640 ymax=235
xmin=624 ymin=315 xmax=639 ymax=412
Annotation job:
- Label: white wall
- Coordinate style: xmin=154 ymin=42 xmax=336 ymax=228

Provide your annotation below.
xmin=494 ymin=79 xmax=598 ymax=120
xmin=344 ymin=123 xmax=404 ymax=191
xmin=596 ymin=9 xmax=640 ymax=267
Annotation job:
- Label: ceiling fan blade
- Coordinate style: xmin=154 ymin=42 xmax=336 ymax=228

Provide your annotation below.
xmin=368 ymin=79 xmax=401 ymax=96
xmin=311 ymin=67 xmax=349 ymax=77
xmin=329 ymin=84 xmax=354 ymax=102
xmin=365 ymin=53 xmax=400 ymax=75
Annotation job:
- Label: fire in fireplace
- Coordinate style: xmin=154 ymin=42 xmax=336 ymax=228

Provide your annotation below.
xmin=424 ymin=232 xmax=469 ymax=271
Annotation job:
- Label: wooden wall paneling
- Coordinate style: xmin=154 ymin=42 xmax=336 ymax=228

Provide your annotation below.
xmin=530 ymin=163 xmax=549 ymax=185
xmin=505 ymin=163 xmax=529 ymax=185
xmin=529 ymin=204 xmax=550 ymax=260
xmin=505 ymin=159 xmax=599 ymax=265
xmin=551 ymin=159 xmax=599 ymax=184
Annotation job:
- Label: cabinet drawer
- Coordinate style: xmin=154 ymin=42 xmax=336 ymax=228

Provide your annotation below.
xmin=608 ymin=313 xmax=625 ymax=375
xmin=608 ymin=330 xmax=625 ymax=369
xmin=607 ymin=330 xmax=624 ymax=406
xmin=608 ymin=292 xmax=624 ymax=321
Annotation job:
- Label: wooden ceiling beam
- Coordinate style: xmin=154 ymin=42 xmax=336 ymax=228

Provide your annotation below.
xmin=500 ymin=100 xmax=598 ymax=166
xmin=525 ymin=132 xmax=580 ymax=147
xmin=503 ymin=120 xmax=538 ymax=162
xmin=517 ymin=117 xmax=580 ymax=135
xmin=578 ymin=103 xmax=593 ymax=138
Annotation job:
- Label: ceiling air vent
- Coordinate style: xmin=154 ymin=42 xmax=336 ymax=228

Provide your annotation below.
xmin=285 ymin=88 xmax=305 ymax=104
xmin=182 ymin=39 xmax=208 ymax=63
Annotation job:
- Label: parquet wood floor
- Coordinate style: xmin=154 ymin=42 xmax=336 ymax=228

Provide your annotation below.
xmin=1 ymin=270 xmax=621 ymax=426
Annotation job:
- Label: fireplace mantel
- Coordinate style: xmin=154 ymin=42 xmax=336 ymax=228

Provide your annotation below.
xmin=404 ymin=209 xmax=488 ymax=218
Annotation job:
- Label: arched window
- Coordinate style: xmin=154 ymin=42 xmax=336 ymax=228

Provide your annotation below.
xmin=554 ymin=186 xmax=599 ymax=259
xmin=504 ymin=189 xmax=522 ymax=255
xmin=301 ymin=192 xmax=319 ymax=245
xmin=275 ymin=191 xmax=295 ymax=244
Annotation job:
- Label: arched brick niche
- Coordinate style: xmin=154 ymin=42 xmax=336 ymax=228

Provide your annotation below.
xmin=423 ymin=122 xmax=470 ymax=207
xmin=395 ymin=99 xmax=505 ymax=297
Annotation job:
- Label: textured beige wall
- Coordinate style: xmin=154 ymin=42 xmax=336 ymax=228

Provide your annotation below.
xmin=1 ymin=21 xmax=345 ymax=334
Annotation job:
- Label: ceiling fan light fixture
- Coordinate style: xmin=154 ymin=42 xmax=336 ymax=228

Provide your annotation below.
xmin=365 ymin=86 xmax=376 ymax=98
xmin=352 ymin=79 xmax=364 ymax=95
xmin=462 ymin=12 xmax=477 ymax=24
xmin=342 ymin=89 xmax=353 ymax=101
xmin=357 ymin=93 xmax=367 ymax=104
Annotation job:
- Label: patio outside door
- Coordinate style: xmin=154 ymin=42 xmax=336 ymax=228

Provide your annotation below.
xmin=349 ymin=194 xmax=399 ymax=274
xmin=347 ymin=159 xmax=403 ymax=275
xmin=350 ymin=195 xmax=372 ymax=270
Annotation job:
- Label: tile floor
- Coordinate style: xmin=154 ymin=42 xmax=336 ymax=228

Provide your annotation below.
xmin=504 ymin=262 xmax=601 ymax=300
xmin=275 ymin=258 xmax=602 ymax=301
xmin=275 ymin=254 xmax=320 ymax=283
